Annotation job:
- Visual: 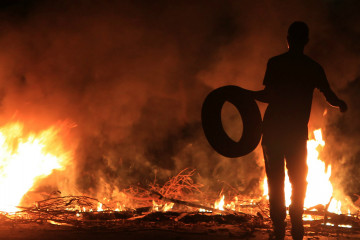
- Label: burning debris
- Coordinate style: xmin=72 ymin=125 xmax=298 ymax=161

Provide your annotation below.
xmin=0 ymin=146 xmax=360 ymax=239
xmin=0 ymin=168 xmax=266 ymax=237
xmin=0 ymin=121 xmax=358 ymax=239
xmin=0 ymin=119 xmax=358 ymax=239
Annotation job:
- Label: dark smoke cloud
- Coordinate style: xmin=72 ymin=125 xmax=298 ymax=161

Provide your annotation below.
xmin=0 ymin=0 xmax=358 ymax=198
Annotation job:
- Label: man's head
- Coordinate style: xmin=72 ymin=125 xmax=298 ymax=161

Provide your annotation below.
xmin=287 ymin=21 xmax=309 ymax=49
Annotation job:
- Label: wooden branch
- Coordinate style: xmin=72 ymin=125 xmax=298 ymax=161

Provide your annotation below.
xmin=303 ymin=209 xmax=359 ymax=227
xmin=150 ymin=190 xmax=223 ymax=213
xmin=324 ymin=196 xmax=333 ymax=226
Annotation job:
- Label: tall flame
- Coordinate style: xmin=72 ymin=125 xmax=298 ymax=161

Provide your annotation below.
xmin=304 ymin=129 xmax=333 ymax=207
xmin=0 ymin=122 xmax=71 ymax=212
xmin=263 ymin=129 xmax=342 ymax=213
xmin=214 ymin=195 xmax=225 ymax=211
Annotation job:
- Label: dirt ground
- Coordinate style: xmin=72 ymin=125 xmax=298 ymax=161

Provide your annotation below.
xmin=0 ymin=225 xmax=359 ymax=240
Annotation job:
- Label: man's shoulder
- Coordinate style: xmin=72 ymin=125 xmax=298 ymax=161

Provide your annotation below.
xmin=268 ymin=52 xmax=324 ymax=70
xmin=267 ymin=53 xmax=287 ymax=63
xmin=302 ymin=55 xmax=323 ymax=69
xmin=267 ymin=53 xmax=292 ymax=66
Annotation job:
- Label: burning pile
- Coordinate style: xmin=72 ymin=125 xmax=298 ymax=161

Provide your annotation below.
xmin=0 ymin=122 xmax=359 ymax=238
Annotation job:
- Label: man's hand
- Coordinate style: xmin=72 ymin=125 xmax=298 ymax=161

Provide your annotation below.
xmin=338 ymin=100 xmax=347 ymax=113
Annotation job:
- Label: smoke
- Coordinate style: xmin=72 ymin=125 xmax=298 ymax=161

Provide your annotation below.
xmin=324 ymin=77 xmax=360 ymax=201
xmin=0 ymin=0 xmax=358 ymax=198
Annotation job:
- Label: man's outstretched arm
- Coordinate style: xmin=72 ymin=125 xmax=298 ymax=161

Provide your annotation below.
xmin=321 ymin=86 xmax=347 ymax=112
xmin=317 ymin=66 xmax=347 ymax=112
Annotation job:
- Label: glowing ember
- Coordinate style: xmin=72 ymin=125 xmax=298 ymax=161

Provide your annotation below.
xmin=214 ymin=195 xmax=225 ymax=211
xmin=152 ymin=200 xmax=160 ymax=211
xmin=263 ymin=129 xmax=343 ymax=214
xmin=163 ymin=202 xmax=174 ymax=212
xmin=0 ymin=122 xmax=71 ymax=212
xmin=152 ymin=200 xmax=174 ymax=212
xmin=97 ymin=202 xmax=103 ymax=212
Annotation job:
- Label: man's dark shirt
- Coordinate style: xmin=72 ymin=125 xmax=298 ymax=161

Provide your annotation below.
xmin=262 ymin=52 xmax=330 ymax=144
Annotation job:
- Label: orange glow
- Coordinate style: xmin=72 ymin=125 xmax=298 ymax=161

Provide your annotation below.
xmin=214 ymin=195 xmax=225 ymax=211
xmin=163 ymin=202 xmax=174 ymax=212
xmin=305 ymin=129 xmax=333 ymax=208
xmin=152 ymin=200 xmax=174 ymax=212
xmin=263 ymin=129 xmax=343 ymax=214
xmin=97 ymin=202 xmax=103 ymax=212
xmin=0 ymin=122 xmax=71 ymax=212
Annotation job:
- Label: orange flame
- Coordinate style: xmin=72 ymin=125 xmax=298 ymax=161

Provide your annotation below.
xmin=0 ymin=122 xmax=71 ymax=212
xmin=214 ymin=195 xmax=225 ymax=211
xmin=263 ymin=129 xmax=343 ymax=214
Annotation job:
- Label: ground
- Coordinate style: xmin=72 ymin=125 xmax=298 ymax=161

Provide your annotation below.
xmin=0 ymin=224 xmax=359 ymax=240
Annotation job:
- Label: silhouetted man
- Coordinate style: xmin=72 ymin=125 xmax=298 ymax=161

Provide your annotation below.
xmin=254 ymin=22 xmax=347 ymax=240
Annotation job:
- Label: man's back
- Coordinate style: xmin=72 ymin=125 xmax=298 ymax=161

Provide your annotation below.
xmin=262 ymin=52 xmax=329 ymax=143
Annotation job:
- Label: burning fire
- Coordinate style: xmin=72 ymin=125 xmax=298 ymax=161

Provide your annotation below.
xmin=0 ymin=122 xmax=71 ymax=212
xmin=214 ymin=194 xmax=225 ymax=211
xmin=263 ymin=129 xmax=342 ymax=214
xmin=0 ymin=120 xmax=347 ymax=220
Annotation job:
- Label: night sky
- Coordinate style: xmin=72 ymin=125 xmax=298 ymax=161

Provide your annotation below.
xmin=0 ymin=0 xmax=359 ymax=200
